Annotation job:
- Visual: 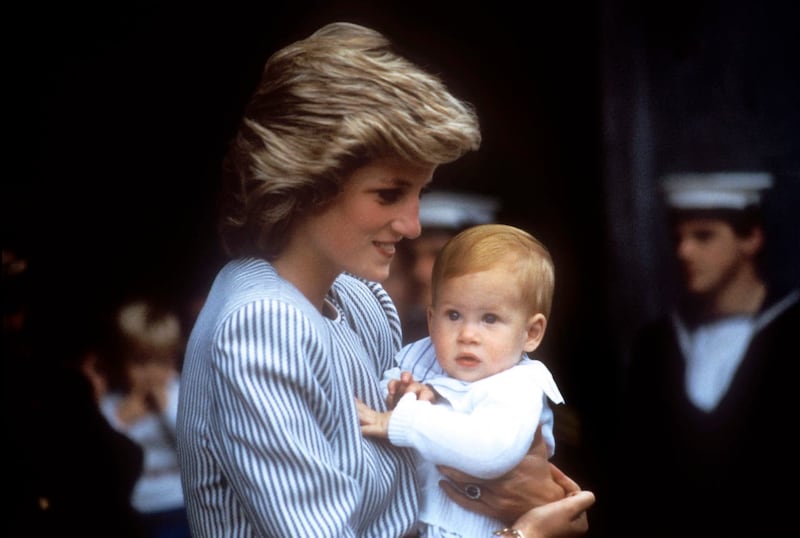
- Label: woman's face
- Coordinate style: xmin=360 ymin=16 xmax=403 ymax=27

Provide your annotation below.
xmin=296 ymin=158 xmax=436 ymax=284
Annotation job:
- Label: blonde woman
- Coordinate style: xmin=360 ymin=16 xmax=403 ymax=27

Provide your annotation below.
xmin=177 ymin=22 xmax=593 ymax=537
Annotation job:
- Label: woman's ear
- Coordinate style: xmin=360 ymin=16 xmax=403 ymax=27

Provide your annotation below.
xmin=523 ymin=313 xmax=547 ymax=353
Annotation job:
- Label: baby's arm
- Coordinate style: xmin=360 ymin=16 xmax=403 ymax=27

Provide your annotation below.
xmin=392 ymin=367 xmax=552 ymax=478
xmin=359 ymin=371 xmax=438 ymax=437
xmin=356 ymin=398 xmax=392 ymax=437
xmin=387 ymin=370 xmax=437 ymax=408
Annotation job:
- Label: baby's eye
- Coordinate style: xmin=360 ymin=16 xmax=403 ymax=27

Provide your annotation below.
xmin=482 ymin=313 xmax=498 ymax=324
xmin=446 ymin=310 xmax=460 ymax=321
xmin=377 ymin=188 xmax=404 ymax=204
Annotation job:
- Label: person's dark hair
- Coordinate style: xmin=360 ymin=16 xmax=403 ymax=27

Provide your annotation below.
xmin=668 ymin=204 xmax=768 ymax=280
xmin=667 ymin=206 xmax=763 ymax=238
xmin=219 ymin=22 xmax=481 ymax=260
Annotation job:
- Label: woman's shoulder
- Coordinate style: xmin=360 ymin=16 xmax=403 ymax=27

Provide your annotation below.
xmin=187 ymin=259 xmax=330 ymax=355
xmin=333 ymin=272 xmax=387 ymax=299
xmin=331 ymin=273 xmax=398 ymax=320
xmin=208 ymin=258 xmax=320 ymax=319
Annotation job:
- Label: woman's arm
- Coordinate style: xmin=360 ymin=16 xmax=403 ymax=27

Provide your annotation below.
xmin=211 ymin=301 xmax=360 ymax=536
xmin=436 ymin=430 xmax=580 ymax=524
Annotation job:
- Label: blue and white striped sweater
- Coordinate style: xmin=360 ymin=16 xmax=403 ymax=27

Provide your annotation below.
xmin=177 ymin=258 xmax=418 ymax=537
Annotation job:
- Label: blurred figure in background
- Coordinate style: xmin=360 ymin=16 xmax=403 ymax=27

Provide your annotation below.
xmin=5 ymin=244 xmax=144 ymax=538
xmin=615 ymin=171 xmax=799 ymax=537
xmin=100 ymin=298 xmax=191 ymax=538
xmin=384 ymin=189 xmax=500 ymax=343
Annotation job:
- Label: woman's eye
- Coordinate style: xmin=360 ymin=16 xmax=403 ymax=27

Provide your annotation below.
xmin=377 ymin=189 xmax=403 ymax=204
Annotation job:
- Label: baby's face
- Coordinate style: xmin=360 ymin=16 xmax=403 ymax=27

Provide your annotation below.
xmin=427 ymin=266 xmax=537 ymax=383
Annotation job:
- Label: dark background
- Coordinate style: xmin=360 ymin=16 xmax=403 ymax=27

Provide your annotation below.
xmin=8 ymin=0 xmax=606 ymax=310
xmin=6 ymin=1 xmax=799 ymax=535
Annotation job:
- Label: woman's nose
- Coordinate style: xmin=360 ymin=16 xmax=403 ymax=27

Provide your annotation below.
xmin=393 ymin=200 xmax=422 ymax=239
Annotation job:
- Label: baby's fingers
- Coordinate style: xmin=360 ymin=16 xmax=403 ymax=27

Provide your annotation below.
xmin=355 ymin=398 xmax=376 ymax=425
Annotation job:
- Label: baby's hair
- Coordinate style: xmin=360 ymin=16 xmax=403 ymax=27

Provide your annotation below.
xmin=431 ymin=224 xmax=555 ymax=317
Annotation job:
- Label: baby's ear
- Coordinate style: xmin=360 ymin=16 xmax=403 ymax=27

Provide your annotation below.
xmin=523 ymin=313 xmax=547 ymax=353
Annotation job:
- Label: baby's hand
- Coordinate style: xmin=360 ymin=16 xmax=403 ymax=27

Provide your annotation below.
xmin=356 ymin=398 xmax=391 ymax=438
xmin=387 ymin=370 xmax=438 ymax=409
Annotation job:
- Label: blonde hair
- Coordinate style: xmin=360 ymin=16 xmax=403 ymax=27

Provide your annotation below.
xmin=431 ymin=224 xmax=555 ymax=317
xmin=116 ymin=300 xmax=182 ymax=365
xmin=220 ymin=22 xmax=481 ymax=259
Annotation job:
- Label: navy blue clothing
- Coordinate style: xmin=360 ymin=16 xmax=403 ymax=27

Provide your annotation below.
xmin=614 ymin=288 xmax=800 ymax=537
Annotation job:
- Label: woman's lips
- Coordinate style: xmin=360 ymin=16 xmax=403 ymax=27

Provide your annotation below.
xmin=374 ymin=241 xmax=397 ymax=257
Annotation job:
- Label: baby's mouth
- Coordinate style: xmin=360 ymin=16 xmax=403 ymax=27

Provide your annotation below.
xmin=455 ymin=355 xmax=480 ymax=367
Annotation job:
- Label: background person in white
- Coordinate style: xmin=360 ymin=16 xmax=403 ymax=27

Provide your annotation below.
xmin=358 ymin=224 xmax=565 ymax=538
xmin=614 ymin=171 xmax=800 ymax=537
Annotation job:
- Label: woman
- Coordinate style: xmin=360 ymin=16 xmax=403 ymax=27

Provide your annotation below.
xmin=176 ymin=21 xmax=593 ymax=537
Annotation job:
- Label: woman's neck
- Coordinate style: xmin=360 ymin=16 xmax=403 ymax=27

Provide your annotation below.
xmin=272 ymin=249 xmax=338 ymax=314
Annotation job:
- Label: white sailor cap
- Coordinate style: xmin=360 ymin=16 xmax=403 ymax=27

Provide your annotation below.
xmin=661 ymin=172 xmax=774 ymax=210
xmin=419 ymin=191 xmax=500 ymax=229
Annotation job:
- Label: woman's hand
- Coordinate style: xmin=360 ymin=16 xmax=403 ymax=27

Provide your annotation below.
xmin=437 ymin=428 xmax=572 ymax=524
xmin=504 ymin=487 xmax=595 ymax=538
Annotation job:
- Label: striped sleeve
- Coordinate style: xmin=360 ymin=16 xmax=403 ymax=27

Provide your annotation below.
xmin=208 ymin=298 xmax=359 ymax=537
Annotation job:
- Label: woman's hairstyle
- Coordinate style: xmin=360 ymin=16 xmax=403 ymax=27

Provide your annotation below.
xmin=219 ymin=22 xmax=481 ymax=259
xmin=431 ymin=224 xmax=556 ymax=317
